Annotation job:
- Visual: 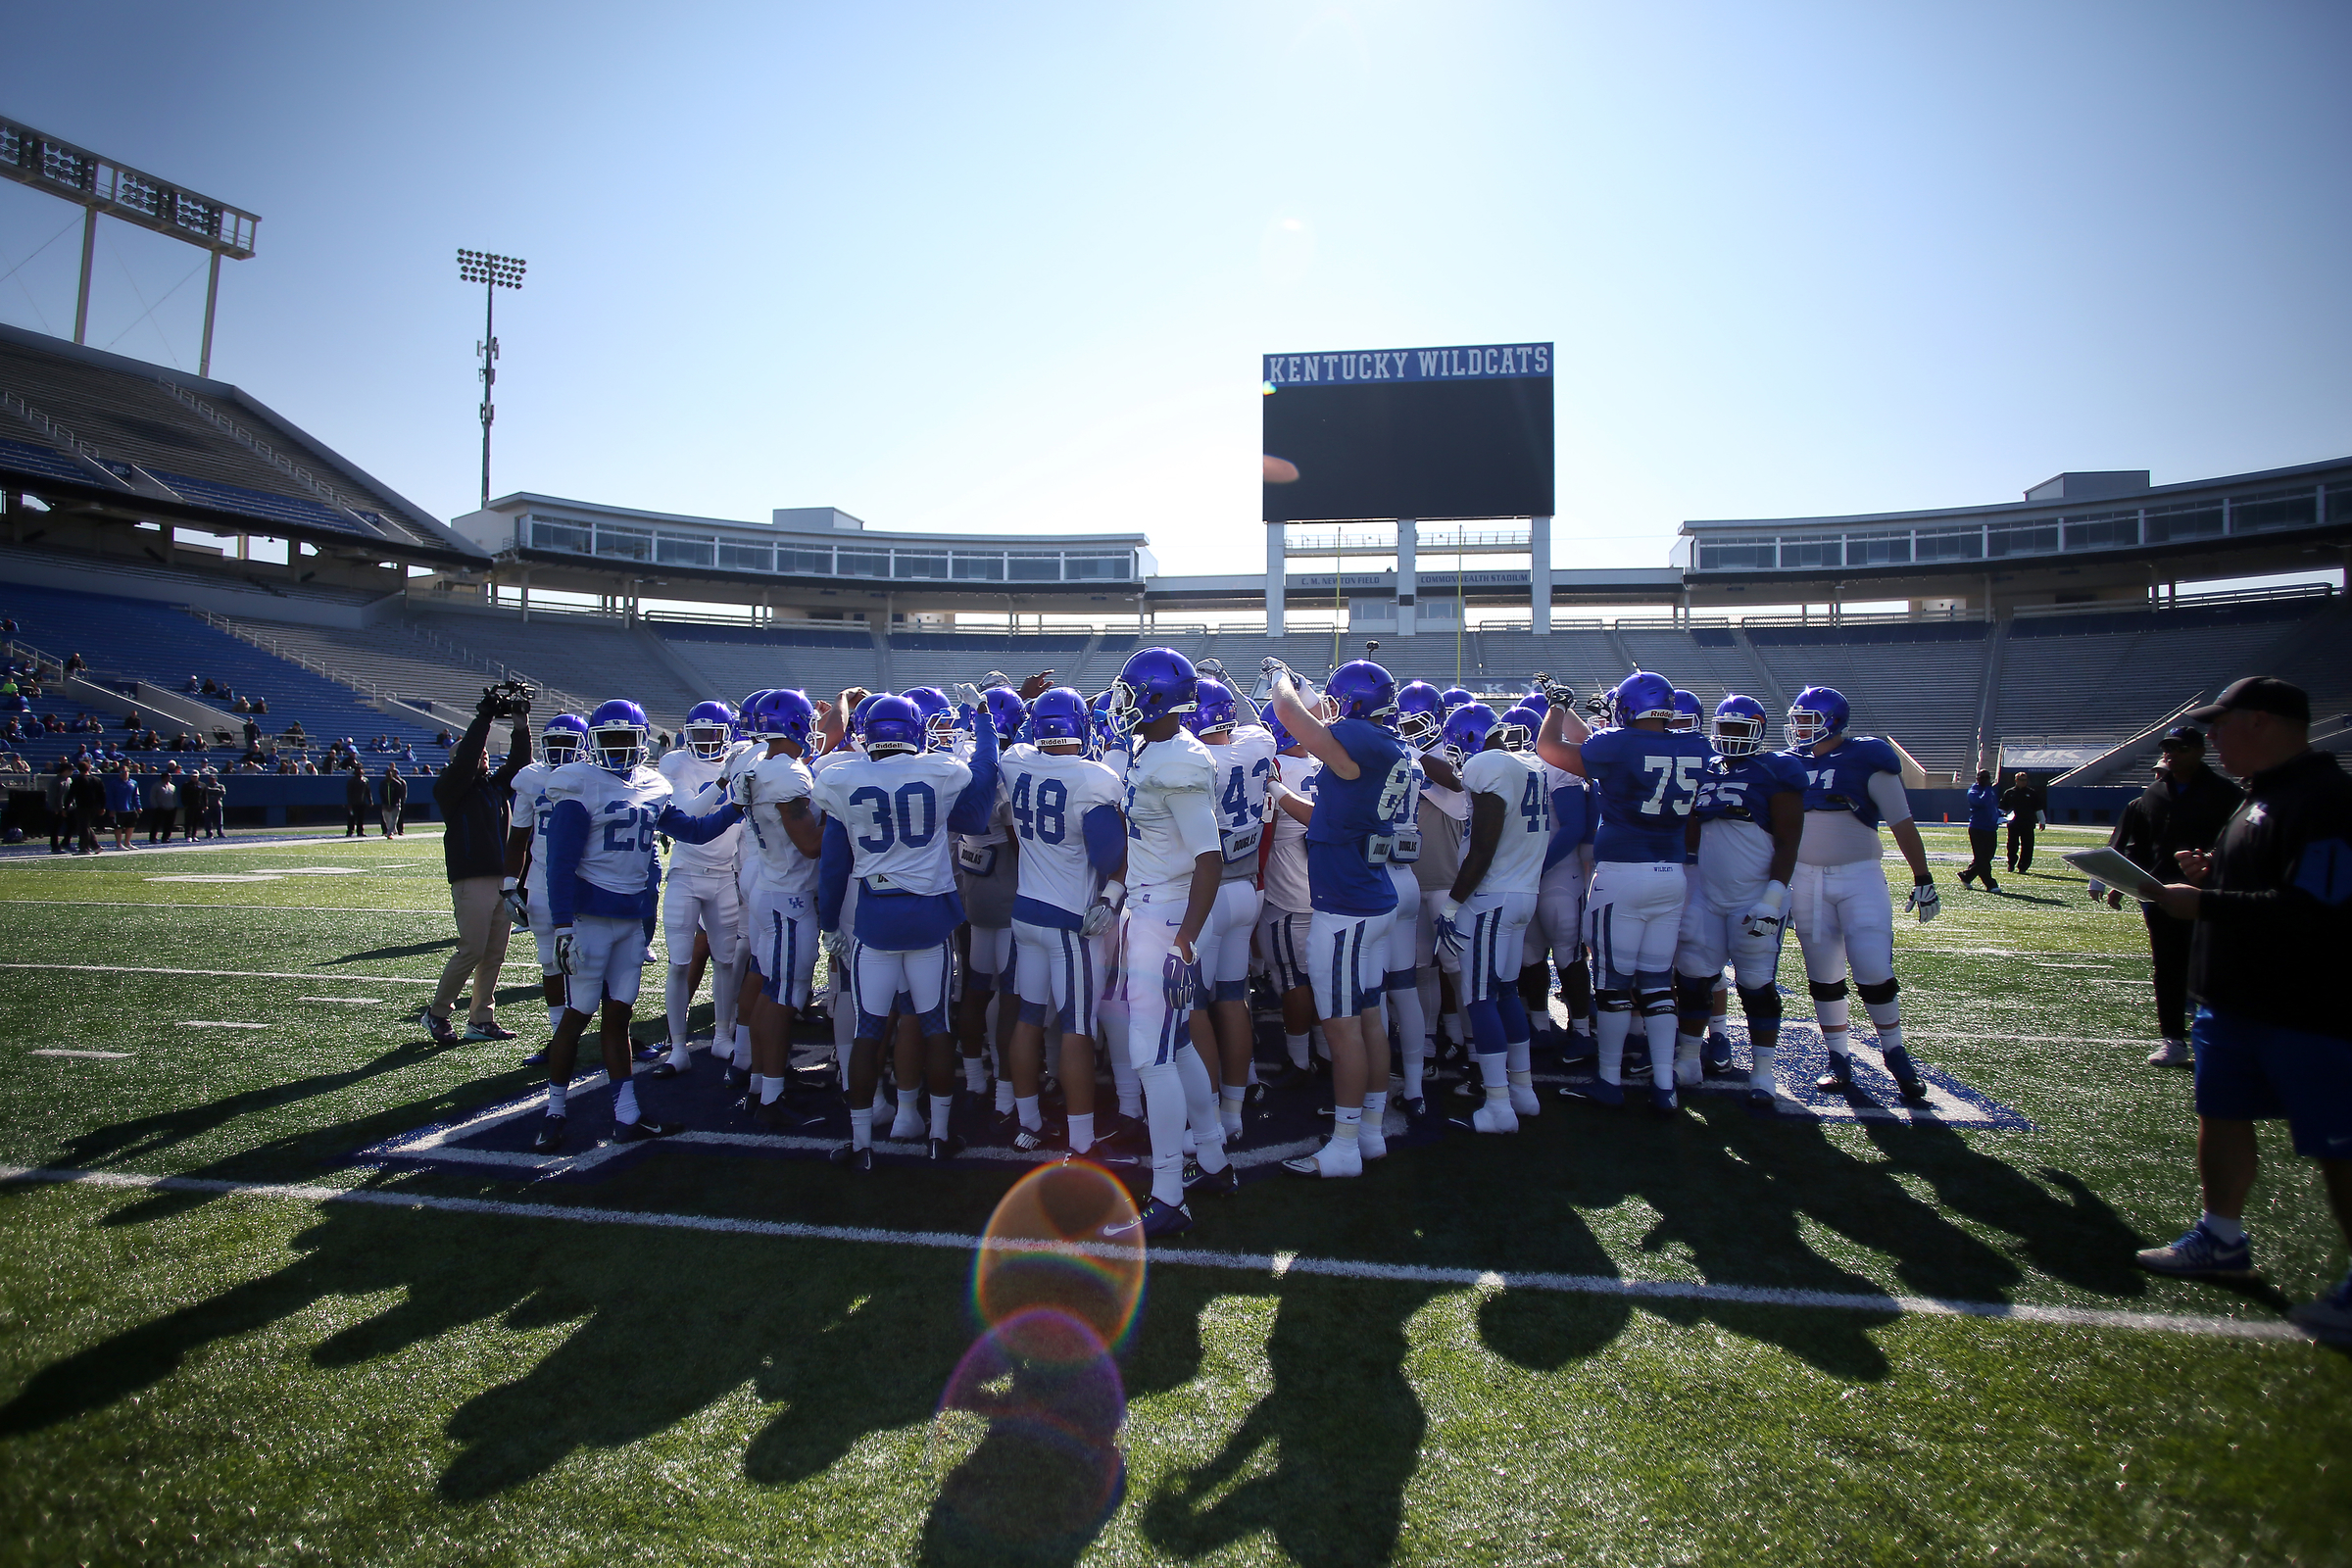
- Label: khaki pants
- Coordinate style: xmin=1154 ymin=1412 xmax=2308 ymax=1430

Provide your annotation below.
xmin=431 ymin=875 xmax=512 ymax=1026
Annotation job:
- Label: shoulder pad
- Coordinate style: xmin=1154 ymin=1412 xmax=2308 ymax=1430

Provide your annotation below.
xmin=1853 ymin=737 xmax=1902 ymax=773
xmin=1135 ymin=733 xmax=1216 ymax=793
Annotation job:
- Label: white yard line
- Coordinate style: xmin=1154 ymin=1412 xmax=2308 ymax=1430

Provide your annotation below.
xmin=0 ymin=832 xmax=442 ymax=864
xmin=29 ymin=1049 xmax=131 ymax=1059
xmin=0 ymin=901 xmax=455 ymax=914
xmin=0 ymin=1163 xmax=2311 ymax=1345
xmin=181 ymin=1021 xmax=269 ymax=1029
xmin=0 ymin=962 xmax=439 ymax=985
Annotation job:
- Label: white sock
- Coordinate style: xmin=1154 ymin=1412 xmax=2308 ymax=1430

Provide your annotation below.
xmin=547 ymin=1004 xmax=564 ymax=1032
xmin=1219 ymin=1084 xmax=1246 ymax=1134
xmin=1067 ymin=1110 xmax=1095 ymax=1154
xmin=1444 ymin=1012 xmax=1465 ymax=1048
xmin=732 ymin=1031 xmax=753 ymax=1070
xmin=1595 ymin=1007 xmax=1631 ymax=1084
xmin=1645 ymin=1011 xmax=1677 ymax=1091
xmin=1750 ymin=1046 xmax=1777 ymax=1097
xmin=1708 ymin=1010 xmax=1728 ymax=1037
xmin=1140 ymin=1060 xmax=1187 ymax=1207
xmin=1176 ymin=1048 xmax=1228 ymax=1172
xmin=668 ymin=1038 xmax=693 ymax=1070
xmin=1110 ymin=1054 xmax=1144 ymax=1119
xmin=710 ymin=959 xmax=741 ymax=1057
xmin=1362 ymin=1089 xmax=1387 ymax=1125
xmin=994 ymin=1076 xmax=1015 ymax=1113
xmin=1333 ymin=1106 xmax=1361 ymax=1146
xmin=2200 ymin=1210 xmax=2245 ymax=1245
xmin=546 ymin=1081 xmax=567 ymax=1116
xmin=896 ymin=1089 xmax=923 ymax=1129
xmin=1016 ymin=1093 xmax=1041 ymax=1132
xmin=613 ymin=1079 xmax=640 ymax=1125
xmin=930 ymin=1092 xmax=954 ymax=1142
xmin=664 ymin=963 xmax=693 ymax=1051
xmin=964 ymin=1055 xmax=988 ymax=1095
xmin=851 ymin=1106 xmax=873 ymax=1151
xmin=760 ymin=1074 xmax=782 ymax=1105
xmin=1285 ymin=1031 xmax=1310 ymax=1069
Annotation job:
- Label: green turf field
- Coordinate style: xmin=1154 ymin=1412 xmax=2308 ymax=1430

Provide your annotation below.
xmin=2 ymin=825 xmax=2347 ymax=1565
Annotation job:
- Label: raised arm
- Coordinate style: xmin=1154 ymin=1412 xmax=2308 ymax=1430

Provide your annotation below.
xmin=1270 ymin=672 xmax=1357 ymax=779
xmin=1535 ymin=705 xmax=1591 ymax=776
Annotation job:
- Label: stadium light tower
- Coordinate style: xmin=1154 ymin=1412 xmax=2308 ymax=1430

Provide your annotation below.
xmin=457 ymin=249 xmax=525 ymax=510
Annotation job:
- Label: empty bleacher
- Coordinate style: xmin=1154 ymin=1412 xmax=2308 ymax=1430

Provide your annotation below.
xmin=1745 ymin=620 xmax=1990 ymax=776
xmin=405 ymin=608 xmax=702 ymax=731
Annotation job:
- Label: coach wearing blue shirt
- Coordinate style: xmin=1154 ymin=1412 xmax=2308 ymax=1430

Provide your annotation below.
xmin=1958 ymin=770 xmax=2001 ymax=892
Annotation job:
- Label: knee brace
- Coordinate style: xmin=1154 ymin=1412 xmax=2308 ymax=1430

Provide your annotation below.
xmin=1637 ymin=988 xmax=1677 ymax=1018
xmin=1810 ymin=978 xmax=1850 ymax=1032
xmin=1858 ymin=975 xmax=1899 ymax=1027
xmin=1558 ymin=955 xmax=1591 ymax=1014
xmin=1808 ymin=979 xmax=1849 ymax=1003
xmin=1517 ymin=961 xmax=1550 ymax=1011
xmin=1673 ymin=971 xmax=1716 ymax=1026
xmin=1595 ymin=988 xmax=1634 ymax=1014
xmin=1736 ymin=982 xmax=1781 ymax=1022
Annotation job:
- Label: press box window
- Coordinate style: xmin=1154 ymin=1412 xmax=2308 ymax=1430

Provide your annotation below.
xmin=531 ymin=518 xmax=592 ymax=554
xmin=657 ymin=533 xmax=714 ymax=567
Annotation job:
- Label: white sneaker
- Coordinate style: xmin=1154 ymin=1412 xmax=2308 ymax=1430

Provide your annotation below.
xmin=1508 ymin=1084 xmax=1543 ymax=1117
xmin=1283 ymin=1138 xmax=1363 ymax=1178
xmin=887 ymin=1114 xmax=925 ymax=1141
xmin=2145 ymin=1038 xmax=2193 ymax=1068
xmin=1357 ymin=1121 xmax=1388 ymax=1160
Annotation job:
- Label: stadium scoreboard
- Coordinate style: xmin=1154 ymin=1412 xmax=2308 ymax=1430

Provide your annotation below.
xmin=1261 ymin=341 xmax=1553 ymax=523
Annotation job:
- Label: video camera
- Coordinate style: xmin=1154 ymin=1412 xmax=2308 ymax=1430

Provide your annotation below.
xmin=478 ymin=678 xmax=535 ymax=719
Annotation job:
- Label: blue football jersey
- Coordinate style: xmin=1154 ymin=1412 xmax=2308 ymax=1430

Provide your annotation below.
xmin=1695 ymin=750 xmax=1809 ymax=825
xmin=1785 ymin=736 xmax=1904 ymax=827
xmin=1580 ymin=725 xmax=1716 ymax=863
xmin=1304 ymin=717 xmax=1407 ymax=915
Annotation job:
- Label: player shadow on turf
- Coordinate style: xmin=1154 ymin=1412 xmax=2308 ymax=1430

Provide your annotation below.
xmin=326 ymin=938 xmax=464 ymax=962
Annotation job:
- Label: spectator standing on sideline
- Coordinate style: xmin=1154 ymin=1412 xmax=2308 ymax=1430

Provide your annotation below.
xmin=104 ymin=763 xmax=139 ymax=849
xmin=66 ymin=761 xmax=105 ymax=855
xmin=1957 ymin=769 xmax=2002 ymax=892
xmin=422 ymin=692 xmax=532 ymax=1044
xmin=2135 ymin=677 xmax=2352 ymax=1347
xmin=380 ymin=762 xmax=408 ymax=836
xmin=343 ymin=763 xmax=372 ymax=838
xmin=2099 ymin=725 xmax=2240 ymax=1068
xmin=148 ymin=767 xmax=180 ymax=843
xmin=197 ymin=767 xmax=225 ymax=838
xmin=43 ymin=759 xmax=71 ymax=854
xmin=2001 ymin=770 xmax=2046 ymax=872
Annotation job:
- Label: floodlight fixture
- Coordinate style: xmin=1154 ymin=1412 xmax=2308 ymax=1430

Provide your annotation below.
xmin=0 ymin=116 xmax=260 ymax=372
xmin=457 ymin=248 xmax=528 ymax=509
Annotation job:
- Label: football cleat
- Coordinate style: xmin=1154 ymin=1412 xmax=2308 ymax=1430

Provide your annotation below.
xmin=1448 ymin=1102 xmax=1521 ymax=1134
xmin=1184 ymin=1159 xmax=1241 ymax=1198
xmin=1649 ymin=1085 xmax=1680 ymax=1118
xmin=1558 ymin=1030 xmax=1597 ymax=1066
xmin=1558 ymin=1079 xmax=1625 ymax=1107
xmin=1244 ymin=1080 xmax=1271 ymax=1106
xmin=611 ymin=1118 xmax=684 ymax=1144
xmin=466 ymin=1020 xmax=517 ymax=1042
xmin=419 ymin=1009 xmax=458 ymax=1047
xmin=1397 ymin=1094 xmax=1430 ymax=1120
xmin=1816 ymin=1054 xmax=1853 ymax=1093
xmin=1102 ymin=1197 xmax=1193 ymax=1241
xmin=523 ymin=1049 xmax=549 ymax=1068
xmin=758 ymin=1099 xmax=820 ymax=1132
xmin=1744 ymin=1087 xmax=1779 ymax=1116
xmin=1094 ymin=1116 xmax=1153 ymax=1155
xmin=828 ymin=1143 xmax=874 ymax=1173
xmin=630 ymin=1044 xmax=664 ymax=1063
xmin=647 ymin=1059 xmax=693 ymax=1079
xmin=1892 ymin=1074 xmax=1932 ymax=1105
xmin=1283 ymin=1139 xmax=1365 ymax=1177
xmin=1010 ymin=1124 xmax=1062 ymax=1154
xmin=2145 ymin=1038 xmax=2193 ymax=1068
xmin=721 ymin=1065 xmax=751 ymax=1092
xmin=1702 ymin=1031 xmax=1735 ymax=1073
xmin=2133 ymin=1221 xmax=2252 ymax=1278
xmin=2287 ymin=1271 xmax=2352 ymax=1348
xmin=531 ymin=1115 xmax=566 ymax=1152
xmin=928 ymin=1134 xmax=967 ymax=1161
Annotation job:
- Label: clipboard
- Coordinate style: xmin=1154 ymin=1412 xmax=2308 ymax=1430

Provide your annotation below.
xmin=2062 ymin=847 xmax=2167 ymax=901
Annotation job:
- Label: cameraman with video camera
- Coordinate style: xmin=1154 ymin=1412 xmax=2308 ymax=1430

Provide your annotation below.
xmin=420 ymin=681 xmax=534 ymax=1046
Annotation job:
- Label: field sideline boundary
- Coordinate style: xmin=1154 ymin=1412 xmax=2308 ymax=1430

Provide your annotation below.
xmin=0 ymin=1163 xmax=2313 ymax=1346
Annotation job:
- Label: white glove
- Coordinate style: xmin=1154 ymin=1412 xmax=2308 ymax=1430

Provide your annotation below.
xmin=1082 ymin=899 xmax=1115 ymax=939
xmin=1905 ymin=878 xmax=1940 ymax=923
xmin=1536 ymin=672 xmax=1578 ymax=709
xmin=824 ymin=929 xmax=852 ymax=967
xmin=952 ymin=681 xmax=986 ymax=710
xmin=728 ymin=767 xmax=757 ymax=807
xmin=501 ymin=877 xmax=527 ymax=923
xmin=1740 ymin=879 xmax=1787 ymax=941
xmin=553 ymin=926 xmax=577 ymax=975
xmin=1433 ymin=898 xmax=1467 ymax=956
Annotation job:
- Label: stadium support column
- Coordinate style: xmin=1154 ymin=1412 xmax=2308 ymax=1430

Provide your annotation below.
xmin=72 ymin=208 xmax=96 ymax=345
xmin=1265 ymin=523 xmax=1286 ymax=636
xmin=198 ymin=252 xmax=221 ymax=377
xmin=1396 ymin=518 xmax=1417 ymax=636
xmin=1531 ymin=515 xmax=1552 ymax=635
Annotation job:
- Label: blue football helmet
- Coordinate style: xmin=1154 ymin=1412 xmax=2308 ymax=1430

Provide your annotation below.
xmin=1787 ymin=685 xmax=1850 ymax=749
xmin=1611 ymin=671 xmax=1679 ymax=727
xmin=1440 ymin=686 xmax=1474 ymax=712
xmin=903 ymin=686 xmax=956 ymax=750
xmin=1030 ymin=686 xmax=1090 ymax=745
xmin=1441 ymin=702 xmax=1499 ymax=766
xmin=1185 ymin=678 xmax=1239 ymax=738
xmin=1712 ymin=694 xmax=1770 ymax=757
xmin=1668 ymin=689 xmax=1702 ymax=733
xmin=982 ymin=685 xmax=1028 ymax=744
xmin=862 ymin=694 xmax=924 ymax=758
xmin=1324 ymin=660 xmax=1397 ymax=723
xmin=1109 ymin=647 xmax=1199 ymax=737
xmin=1519 ymin=688 xmax=1551 ymax=718
xmin=539 ymin=712 xmax=589 ymax=767
xmin=749 ymin=689 xmax=815 ymax=752
xmin=1497 ymin=705 xmax=1542 ymax=753
xmin=683 ymin=700 xmax=737 ymax=760
xmin=587 ymin=699 xmax=650 ymax=773
xmin=849 ymin=692 xmax=887 ymax=748
xmin=1396 ymin=681 xmax=1446 ymax=748
xmin=738 ymin=691 xmax=773 ymax=734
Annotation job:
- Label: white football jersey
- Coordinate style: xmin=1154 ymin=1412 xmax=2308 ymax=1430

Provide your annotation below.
xmin=811 ymin=750 xmax=972 ymax=898
xmin=658 ymin=747 xmax=740 ymax=879
xmin=742 ymin=749 xmax=820 ymax=897
xmin=510 ymin=760 xmax=559 ymax=900
xmin=1538 ymin=761 xmax=1591 ymax=896
xmin=1460 ymin=747 xmax=1549 ymax=897
xmin=546 ymin=760 xmax=675 ymax=898
xmin=1413 ymin=756 xmax=1468 ymax=894
xmin=1386 ymin=745 xmax=1428 ymax=865
xmin=1000 ymin=744 xmax=1125 ymax=919
xmin=1120 ymin=729 xmax=1222 ymax=898
xmin=1203 ymin=724 xmax=1278 ymax=875
xmin=1261 ymin=752 xmax=1321 ymax=913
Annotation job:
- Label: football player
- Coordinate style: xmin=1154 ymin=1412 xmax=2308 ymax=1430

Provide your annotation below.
xmin=955 ymin=685 xmax=1028 ymax=1111
xmin=532 ymin=700 xmax=744 ymax=1152
xmin=813 ymin=687 xmax=1001 ymax=1167
xmin=1525 ymin=727 xmax=1596 ymax=1065
xmin=1674 ymin=694 xmax=1805 ymax=1109
xmin=1386 ymin=680 xmax=1458 ymax=1110
xmin=999 ymin=686 xmax=1127 ymax=1153
xmin=653 ymin=700 xmax=748 ymax=1078
xmin=1433 ymin=702 xmax=1550 ymax=1132
xmin=1781 ymin=685 xmax=1939 ymax=1102
xmin=1269 ymin=658 xmax=1409 ymax=1178
xmin=502 ymin=711 xmax=589 ymax=1044
xmin=1404 ymin=685 xmax=1471 ymax=1098
xmin=717 ymin=689 xmax=774 ymax=1089
xmin=1257 ymin=704 xmax=1323 ymax=1085
xmin=1104 ymin=647 xmax=1236 ymax=1236
xmin=1185 ymin=677 xmax=1278 ymax=1138
xmin=1536 ymin=671 xmax=1715 ymax=1115
xmin=730 ymin=689 xmax=827 ymax=1127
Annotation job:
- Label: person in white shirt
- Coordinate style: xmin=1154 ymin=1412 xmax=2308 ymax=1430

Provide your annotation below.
xmin=729 ymin=690 xmax=827 ymax=1127
xmin=501 ymin=712 xmax=589 ymax=1040
xmin=654 ymin=701 xmax=748 ymax=1076
xmin=997 ymin=687 xmax=1127 ymax=1154
xmin=1185 ymin=678 xmax=1278 ymax=1138
xmin=1256 ymin=710 xmax=1323 ymax=1085
xmin=812 ymin=687 xmax=1001 ymax=1168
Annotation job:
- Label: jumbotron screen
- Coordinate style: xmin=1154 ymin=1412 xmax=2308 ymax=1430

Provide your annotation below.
xmin=1261 ymin=342 xmax=1554 ymax=523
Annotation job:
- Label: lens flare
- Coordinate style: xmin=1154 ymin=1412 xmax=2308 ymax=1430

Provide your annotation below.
xmin=928 ymin=1307 xmax=1127 ymax=1547
xmin=972 ymin=1158 xmax=1146 ymax=1349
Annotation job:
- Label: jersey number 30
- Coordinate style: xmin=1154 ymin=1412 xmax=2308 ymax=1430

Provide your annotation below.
xmin=848 ymin=782 xmax=938 ymax=853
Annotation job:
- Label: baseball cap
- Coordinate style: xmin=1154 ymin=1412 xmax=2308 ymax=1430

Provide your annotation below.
xmin=2158 ymin=724 xmax=2205 ymax=749
xmin=2188 ymin=676 xmax=2309 ymax=725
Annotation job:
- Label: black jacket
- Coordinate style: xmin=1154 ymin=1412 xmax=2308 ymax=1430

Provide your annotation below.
xmin=2187 ymin=749 xmax=2352 ymax=1040
xmin=431 ymin=710 xmax=529 ymax=882
xmin=2113 ymin=763 xmax=2240 ymax=879
xmin=1998 ymin=784 xmax=2045 ymax=823
xmin=344 ymin=770 xmax=372 ymax=809
xmin=381 ymin=773 xmax=408 ymax=807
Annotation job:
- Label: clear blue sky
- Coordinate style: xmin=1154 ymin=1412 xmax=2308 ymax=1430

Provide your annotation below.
xmin=5 ymin=2 xmax=2348 ymax=580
